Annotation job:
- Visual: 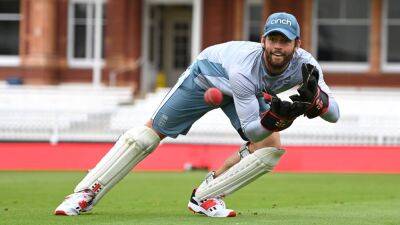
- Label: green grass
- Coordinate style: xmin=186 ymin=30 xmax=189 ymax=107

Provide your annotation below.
xmin=0 ymin=172 xmax=399 ymax=225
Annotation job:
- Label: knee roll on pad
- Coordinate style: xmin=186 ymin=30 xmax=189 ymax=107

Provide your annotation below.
xmin=195 ymin=147 xmax=285 ymax=200
xmin=74 ymin=126 xmax=160 ymax=205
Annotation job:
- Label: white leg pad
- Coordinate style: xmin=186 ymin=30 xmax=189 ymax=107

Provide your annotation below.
xmin=74 ymin=126 xmax=160 ymax=205
xmin=195 ymin=147 xmax=285 ymax=200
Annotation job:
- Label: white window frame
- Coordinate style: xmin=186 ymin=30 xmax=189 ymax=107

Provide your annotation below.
xmin=0 ymin=10 xmax=21 ymax=66
xmin=67 ymin=0 xmax=106 ymax=69
xmin=243 ymin=0 xmax=263 ymax=42
xmin=312 ymin=0 xmax=370 ymax=73
xmin=381 ymin=0 xmax=400 ymax=73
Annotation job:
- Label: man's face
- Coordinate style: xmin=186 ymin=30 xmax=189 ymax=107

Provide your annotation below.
xmin=262 ymin=32 xmax=297 ymax=72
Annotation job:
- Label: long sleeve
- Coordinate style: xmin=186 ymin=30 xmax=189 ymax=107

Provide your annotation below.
xmin=229 ymin=71 xmax=273 ymax=142
xmin=321 ymin=97 xmax=340 ymax=123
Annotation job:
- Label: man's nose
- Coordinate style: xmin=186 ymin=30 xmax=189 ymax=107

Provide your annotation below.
xmin=273 ymin=42 xmax=283 ymax=49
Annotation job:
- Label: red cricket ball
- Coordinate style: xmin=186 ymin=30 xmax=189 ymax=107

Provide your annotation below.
xmin=204 ymin=87 xmax=223 ymax=107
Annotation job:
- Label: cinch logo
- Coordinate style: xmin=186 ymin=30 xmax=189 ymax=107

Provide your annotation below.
xmin=270 ymin=18 xmax=292 ymax=26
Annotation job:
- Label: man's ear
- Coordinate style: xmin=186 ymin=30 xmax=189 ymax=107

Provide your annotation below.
xmin=295 ymin=39 xmax=301 ymax=49
xmin=261 ymin=36 xmax=266 ymax=49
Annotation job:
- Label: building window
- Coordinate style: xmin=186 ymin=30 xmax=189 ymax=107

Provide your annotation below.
xmin=314 ymin=0 xmax=371 ymax=72
xmin=0 ymin=0 xmax=20 ymax=66
xmin=244 ymin=0 xmax=263 ymax=42
xmin=173 ymin=22 xmax=190 ymax=69
xmin=382 ymin=0 xmax=400 ymax=72
xmin=68 ymin=0 xmax=106 ymax=68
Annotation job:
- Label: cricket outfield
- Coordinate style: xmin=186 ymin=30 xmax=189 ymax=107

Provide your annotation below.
xmin=0 ymin=172 xmax=399 ymax=225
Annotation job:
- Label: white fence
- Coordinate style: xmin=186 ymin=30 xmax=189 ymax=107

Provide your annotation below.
xmin=0 ymin=84 xmax=399 ymax=146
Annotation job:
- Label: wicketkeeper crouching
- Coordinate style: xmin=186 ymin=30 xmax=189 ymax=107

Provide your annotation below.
xmin=54 ymin=12 xmax=339 ymax=217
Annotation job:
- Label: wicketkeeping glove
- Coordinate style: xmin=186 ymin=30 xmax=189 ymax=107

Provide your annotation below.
xmin=260 ymin=92 xmax=308 ymax=132
xmin=289 ymin=63 xmax=329 ymax=119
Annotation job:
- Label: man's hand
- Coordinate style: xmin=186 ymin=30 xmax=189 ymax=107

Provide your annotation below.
xmin=260 ymin=93 xmax=308 ymax=132
xmin=289 ymin=63 xmax=329 ymax=119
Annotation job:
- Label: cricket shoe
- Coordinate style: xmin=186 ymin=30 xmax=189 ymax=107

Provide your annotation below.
xmin=187 ymin=189 xmax=236 ymax=217
xmin=54 ymin=190 xmax=94 ymax=216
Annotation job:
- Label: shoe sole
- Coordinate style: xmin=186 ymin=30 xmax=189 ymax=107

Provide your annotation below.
xmin=54 ymin=210 xmax=68 ymax=216
xmin=227 ymin=211 xmax=237 ymax=217
xmin=54 ymin=209 xmax=79 ymax=216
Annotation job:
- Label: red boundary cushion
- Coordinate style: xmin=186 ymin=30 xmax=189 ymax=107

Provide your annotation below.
xmin=0 ymin=143 xmax=399 ymax=173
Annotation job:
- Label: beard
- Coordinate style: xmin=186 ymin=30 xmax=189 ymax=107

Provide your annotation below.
xmin=264 ymin=48 xmax=295 ymax=73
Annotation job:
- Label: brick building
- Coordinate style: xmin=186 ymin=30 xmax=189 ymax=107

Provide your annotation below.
xmin=0 ymin=0 xmax=399 ymax=94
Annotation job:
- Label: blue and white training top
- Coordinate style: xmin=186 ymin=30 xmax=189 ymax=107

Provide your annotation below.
xmin=189 ymin=41 xmax=340 ymax=142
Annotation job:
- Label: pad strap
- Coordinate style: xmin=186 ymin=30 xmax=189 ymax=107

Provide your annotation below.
xmin=238 ymin=142 xmax=251 ymax=159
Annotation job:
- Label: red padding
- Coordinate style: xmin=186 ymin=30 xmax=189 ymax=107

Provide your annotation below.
xmin=0 ymin=143 xmax=399 ymax=173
